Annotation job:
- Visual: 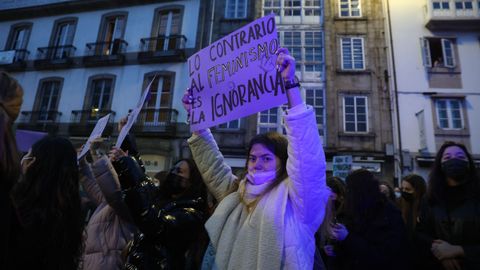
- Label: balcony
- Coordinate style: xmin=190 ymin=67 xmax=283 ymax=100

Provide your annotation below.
xmin=68 ymin=109 xmax=116 ymax=136
xmin=137 ymin=35 xmax=186 ymax=63
xmin=425 ymin=0 xmax=480 ymax=30
xmin=0 ymin=49 xmax=29 ymax=71
xmin=17 ymin=111 xmax=62 ymax=134
xmin=83 ymin=39 xmax=128 ymax=67
xmin=132 ymin=108 xmax=178 ymax=137
xmin=34 ymin=45 xmax=76 ymax=70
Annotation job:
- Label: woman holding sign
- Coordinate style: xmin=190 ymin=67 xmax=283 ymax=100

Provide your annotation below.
xmin=183 ymin=48 xmax=329 ymax=269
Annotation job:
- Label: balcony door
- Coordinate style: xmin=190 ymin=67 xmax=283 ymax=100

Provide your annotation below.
xmin=51 ymin=20 xmax=75 ymax=59
xmin=88 ymin=78 xmax=112 ymax=121
xmin=144 ymin=75 xmax=172 ymax=125
xmin=153 ymin=9 xmax=181 ymax=51
xmin=36 ymin=80 xmax=61 ymax=122
xmin=99 ymin=15 xmax=126 ymax=55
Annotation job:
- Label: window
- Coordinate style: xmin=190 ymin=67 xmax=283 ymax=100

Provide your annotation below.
xmin=339 ymin=0 xmax=361 ymax=17
xmin=5 ymin=23 xmax=32 ymax=62
xmin=264 ymin=0 xmax=281 ymax=16
xmin=432 ymin=0 xmax=450 ymax=10
xmin=305 ymin=88 xmax=324 ymax=135
xmin=35 ymin=79 xmax=62 ymax=122
xmin=98 ymin=13 xmax=127 ymax=55
xmin=50 ymin=19 xmax=76 ymax=59
xmin=225 ymin=0 xmax=247 ymax=19
xmin=263 ymin=0 xmax=321 ymax=17
xmin=455 ymin=1 xmax=473 ymax=10
xmin=142 ymin=73 xmax=174 ymax=124
xmin=281 ymin=31 xmax=324 ymax=75
xmin=435 ymin=99 xmax=463 ymax=129
xmin=304 ymin=31 xmax=323 ymax=72
xmin=340 ymin=37 xmax=365 ymax=70
xmin=257 ymin=108 xmax=282 ymax=134
xmin=218 ymin=119 xmax=241 ymax=129
xmin=284 ymin=0 xmax=302 ymax=16
xmin=304 ymin=0 xmax=321 ymax=16
xmin=344 ymin=96 xmax=368 ymax=132
xmin=421 ymin=37 xmax=456 ymax=68
xmin=153 ymin=8 xmax=182 ymax=51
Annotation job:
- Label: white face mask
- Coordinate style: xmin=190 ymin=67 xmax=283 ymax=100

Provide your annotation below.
xmin=246 ymin=170 xmax=277 ymax=185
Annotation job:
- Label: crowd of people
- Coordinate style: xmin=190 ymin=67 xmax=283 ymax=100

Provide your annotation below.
xmin=0 ymin=47 xmax=479 ymax=270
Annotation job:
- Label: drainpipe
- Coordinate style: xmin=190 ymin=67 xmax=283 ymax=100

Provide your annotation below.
xmin=385 ymin=0 xmax=404 ymax=184
xmin=209 ymin=0 xmax=216 ymax=45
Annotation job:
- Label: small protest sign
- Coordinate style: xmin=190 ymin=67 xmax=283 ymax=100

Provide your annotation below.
xmin=77 ymin=113 xmax=111 ymax=160
xmin=188 ymin=14 xmax=287 ymax=131
xmin=15 ymin=129 xmax=47 ymax=152
xmin=332 ymin=155 xmax=353 ymax=180
xmin=115 ymin=76 xmax=156 ymax=148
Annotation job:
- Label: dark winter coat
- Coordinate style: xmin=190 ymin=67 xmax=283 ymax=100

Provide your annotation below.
xmin=334 ymin=201 xmax=411 ymax=270
xmin=115 ymin=156 xmax=206 ymax=270
xmin=415 ymin=185 xmax=480 ymax=270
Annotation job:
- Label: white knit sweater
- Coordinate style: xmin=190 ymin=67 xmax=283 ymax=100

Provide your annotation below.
xmin=188 ymin=105 xmax=329 ymax=270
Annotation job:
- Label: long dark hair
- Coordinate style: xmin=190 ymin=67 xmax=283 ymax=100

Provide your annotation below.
xmin=428 ymin=141 xmax=479 ymax=204
xmin=11 ymin=136 xmax=84 ymax=269
xmin=344 ymin=169 xmax=386 ymax=231
xmin=160 ymin=159 xmax=207 ymax=204
xmin=0 ymin=72 xmax=23 ymax=190
xmin=240 ymin=131 xmax=288 ymax=211
xmin=399 ymin=174 xmax=426 ymax=230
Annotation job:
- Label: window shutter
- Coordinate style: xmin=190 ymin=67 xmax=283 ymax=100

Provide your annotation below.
xmin=441 ymin=38 xmax=456 ymax=68
xmin=420 ymin=38 xmax=432 ymax=68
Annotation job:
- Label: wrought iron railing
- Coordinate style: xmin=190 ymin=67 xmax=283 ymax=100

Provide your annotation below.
xmin=85 ymin=39 xmax=128 ymax=56
xmin=36 ymin=45 xmax=76 ymax=60
xmin=140 ymin=35 xmax=186 ymax=52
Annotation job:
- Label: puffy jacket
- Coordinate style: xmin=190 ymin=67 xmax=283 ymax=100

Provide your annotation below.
xmin=115 ymin=156 xmax=206 ymax=270
xmin=80 ymin=156 xmax=137 ymax=270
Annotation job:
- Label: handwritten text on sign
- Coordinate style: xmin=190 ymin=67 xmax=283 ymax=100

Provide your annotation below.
xmin=188 ymin=14 xmax=287 ymax=131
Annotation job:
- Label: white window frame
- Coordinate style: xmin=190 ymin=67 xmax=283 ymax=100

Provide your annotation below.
xmin=281 ymin=31 xmax=324 ymax=78
xmin=420 ymin=37 xmax=456 ymax=68
xmin=435 ymin=99 xmax=464 ymax=130
xmin=218 ymin=119 xmax=241 ymax=130
xmin=343 ymin=95 xmax=368 ymax=133
xmin=338 ymin=0 xmax=362 ymax=18
xmin=305 ymin=88 xmax=325 ymax=135
xmin=263 ymin=0 xmax=321 ymax=17
xmin=225 ymin=0 xmax=248 ymax=19
xmin=340 ymin=37 xmax=365 ymax=70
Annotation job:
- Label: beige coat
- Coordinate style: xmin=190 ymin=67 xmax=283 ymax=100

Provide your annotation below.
xmin=80 ymin=157 xmax=136 ymax=270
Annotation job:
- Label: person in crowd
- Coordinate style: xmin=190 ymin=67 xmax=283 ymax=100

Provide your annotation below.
xmin=398 ymin=174 xmax=426 ymax=234
xmin=415 ymin=141 xmax=480 ymax=270
xmin=314 ymin=177 xmax=346 ymax=270
xmin=111 ymin=144 xmax=208 ymax=269
xmin=379 ymin=180 xmax=396 ymax=203
xmin=8 ymin=136 xmax=84 ymax=269
xmin=0 ymin=71 xmax=23 ymax=268
xmin=326 ymin=169 xmax=411 ymax=270
xmin=183 ymin=47 xmax=329 ymax=269
xmin=79 ymin=138 xmax=137 ymax=270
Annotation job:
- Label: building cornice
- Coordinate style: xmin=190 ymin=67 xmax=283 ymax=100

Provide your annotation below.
xmin=0 ymin=0 xmax=185 ymax=22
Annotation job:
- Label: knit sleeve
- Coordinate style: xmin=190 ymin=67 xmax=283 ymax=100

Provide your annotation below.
xmin=188 ymin=129 xmax=238 ymax=202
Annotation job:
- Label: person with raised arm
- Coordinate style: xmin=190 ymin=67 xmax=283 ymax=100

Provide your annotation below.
xmin=183 ymin=47 xmax=329 ymax=269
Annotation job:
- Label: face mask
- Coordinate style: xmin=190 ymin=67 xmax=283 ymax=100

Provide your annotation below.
xmin=246 ymin=170 xmax=277 ymax=185
xmin=401 ymin=191 xmax=414 ymax=202
xmin=165 ymin=172 xmax=188 ymax=194
xmin=442 ymin=158 xmax=469 ymax=183
xmin=394 ymin=191 xmax=401 ymax=199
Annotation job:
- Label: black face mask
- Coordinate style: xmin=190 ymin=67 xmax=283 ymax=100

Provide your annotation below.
xmin=165 ymin=172 xmax=188 ymax=194
xmin=442 ymin=158 xmax=469 ymax=183
xmin=401 ymin=191 xmax=414 ymax=202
